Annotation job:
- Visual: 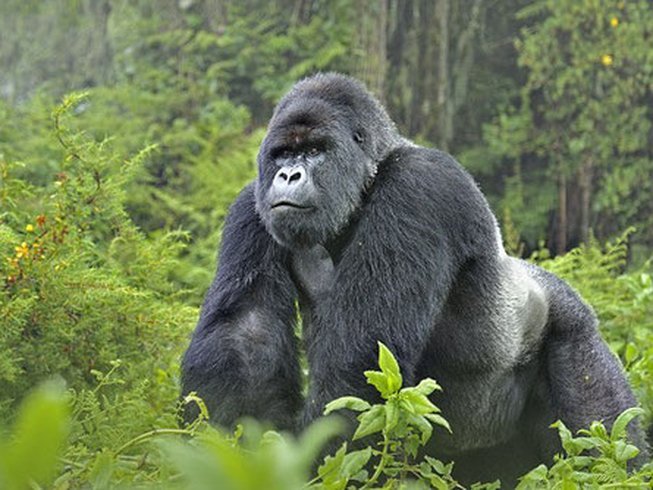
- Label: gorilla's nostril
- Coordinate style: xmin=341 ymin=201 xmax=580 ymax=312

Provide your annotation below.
xmin=289 ymin=171 xmax=302 ymax=184
xmin=278 ymin=171 xmax=289 ymax=181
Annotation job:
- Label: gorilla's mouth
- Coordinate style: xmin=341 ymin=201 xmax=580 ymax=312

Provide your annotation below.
xmin=270 ymin=201 xmax=313 ymax=211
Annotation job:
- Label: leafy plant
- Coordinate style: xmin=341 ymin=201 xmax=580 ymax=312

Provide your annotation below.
xmin=321 ymin=342 xmax=460 ymax=489
xmin=517 ymin=408 xmax=652 ymax=488
xmin=0 ymin=381 xmax=70 ymax=490
xmin=0 ymin=340 xmax=651 ymax=489
xmin=0 ymin=94 xmax=195 ymax=417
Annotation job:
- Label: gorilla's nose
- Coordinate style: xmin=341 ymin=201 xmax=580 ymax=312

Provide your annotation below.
xmin=273 ymin=166 xmax=306 ymax=189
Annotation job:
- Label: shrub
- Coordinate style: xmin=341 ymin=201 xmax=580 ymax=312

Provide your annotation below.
xmin=0 ymin=94 xmax=196 ymax=417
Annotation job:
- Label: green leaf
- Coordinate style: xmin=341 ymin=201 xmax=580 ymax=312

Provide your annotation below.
xmin=408 ymin=413 xmax=433 ymax=445
xmin=424 ymin=456 xmax=448 ymax=474
xmin=588 ymin=421 xmax=608 ymax=440
xmin=317 ymin=443 xmax=347 ymax=485
xmin=401 ymin=389 xmax=440 ymax=415
xmin=340 ymin=447 xmax=372 ymax=478
xmin=89 ymin=450 xmax=115 ymax=489
xmin=471 ymin=480 xmax=501 ymax=490
xmin=324 ymin=396 xmax=372 ymax=415
xmin=613 ymin=440 xmax=640 ymax=463
xmin=399 ymin=398 xmax=416 ymax=414
xmin=297 ymin=416 xmax=347 ymax=469
xmin=353 ymin=405 xmax=385 ymax=440
xmin=377 ymin=342 xmax=402 ymax=394
xmin=552 ymin=420 xmax=577 ymax=454
xmin=365 ymin=371 xmax=390 ymax=398
xmin=404 ymin=433 xmax=421 ymax=459
xmin=429 ymin=475 xmax=450 ymax=490
xmin=624 ymin=344 xmax=638 ymax=366
xmin=0 ymin=381 xmax=70 ymax=489
xmin=610 ymin=407 xmax=644 ymax=441
xmin=412 ymin=378 xmax=442 ymax=396
xmin=424 ymin=413 xmax=452 ymax=433
xmin=515 ymin=464 xmax=548 ymax=489
xmin=384 ymin=399 xmax=400 ymax=434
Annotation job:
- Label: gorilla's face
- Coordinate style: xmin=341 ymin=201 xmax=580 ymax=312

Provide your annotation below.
xmin=255 ymin=99 xmax=373 ymax=250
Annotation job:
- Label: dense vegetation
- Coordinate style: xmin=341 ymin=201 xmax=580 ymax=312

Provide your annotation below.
xmin=0 ymin=0 xmax=652 ymax=488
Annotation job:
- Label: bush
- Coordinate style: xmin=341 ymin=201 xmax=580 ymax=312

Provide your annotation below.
xmin=2 ymin=344 xmax=650 ymax=489
xmin=0 ymin=94 xmax=195 ymax=417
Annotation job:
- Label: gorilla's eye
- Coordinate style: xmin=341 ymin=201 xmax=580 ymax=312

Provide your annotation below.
xmin=279 ymin=149 xmax=292 ymax=159
xmin=307 ymin=147 xmax=321 ymax=157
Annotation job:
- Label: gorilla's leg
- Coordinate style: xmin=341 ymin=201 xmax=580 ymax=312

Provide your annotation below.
xmin=535 ymin=268 xmax=649 ymax=462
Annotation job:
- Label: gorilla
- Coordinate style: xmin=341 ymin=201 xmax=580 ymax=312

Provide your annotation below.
xmin=181 ymin=73 xmax=647 ymax=484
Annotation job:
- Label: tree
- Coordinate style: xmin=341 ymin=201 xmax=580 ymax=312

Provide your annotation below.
xmin=486 ymin=0 xmax=653 ymax=254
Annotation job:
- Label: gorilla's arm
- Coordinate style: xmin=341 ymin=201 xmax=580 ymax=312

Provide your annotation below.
xmin=181 ymin=184 xmax=302 ymax=430
xmin=303 ymin=148 xmax=498 ymax=421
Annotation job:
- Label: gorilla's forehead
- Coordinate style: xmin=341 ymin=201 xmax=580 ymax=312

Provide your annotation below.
xmin=278 ymin=125 xmax=316 ymax=147
xmin=270 ymin=97 xmax=347 ymax=136
xmin=265 ymin=123 xmax=326 ymax=151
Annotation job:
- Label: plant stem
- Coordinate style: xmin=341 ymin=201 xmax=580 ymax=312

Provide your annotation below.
xmin=115 ymin=428 xmax=193 ymax=455
xmin=361 ymin=435 xmax=390 ymax=489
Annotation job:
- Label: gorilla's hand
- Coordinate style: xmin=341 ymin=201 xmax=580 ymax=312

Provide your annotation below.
xmin=291 ymin=245 xmax=335 ymax=303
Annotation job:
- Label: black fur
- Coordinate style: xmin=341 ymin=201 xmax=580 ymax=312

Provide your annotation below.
xmin=181 ymin=73 xmax=648 ymax=484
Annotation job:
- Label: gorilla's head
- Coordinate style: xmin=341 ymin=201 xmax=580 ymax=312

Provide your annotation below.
xmin=255 ymin=73 xmax=402 ymax=250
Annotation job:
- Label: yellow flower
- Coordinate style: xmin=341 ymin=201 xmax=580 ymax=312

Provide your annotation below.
xmin=15 ymin=242 xmax=29 ymax=258
xmin=601 ymin=54 xmax=614 ymax=66
xmin=25 ymin=224 xmax=34 ymax=232
xmin=610 ymin=17 xmax=619 ymax=27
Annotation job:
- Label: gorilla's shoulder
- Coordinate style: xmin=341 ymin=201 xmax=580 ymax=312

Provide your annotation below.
xmin=369 ymin=144 xmax=498 ymax=252
xmin=220 ymin=182 xmax=280 ymax=266
xmin=224 ymin=182 xmax=258 ymax=226
xmin=376 ymin=144 xmax=483 ymax=199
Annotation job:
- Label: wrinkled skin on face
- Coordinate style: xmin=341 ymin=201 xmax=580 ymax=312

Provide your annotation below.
xmin=255 ymin=110 xmax=368 ymax=250
xmin=254 ymin=76 xmax=401 ymax=251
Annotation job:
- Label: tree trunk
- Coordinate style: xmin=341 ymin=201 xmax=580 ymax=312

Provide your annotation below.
xmin=202 ymin=0 xmax=228 ymax=33
xmin=556 ymin=169 xmax=568 ymax=255
xmin=578 ymin=158 xmax=593 ymax=244
xmin=409 ymin=0 xmax=435 ymax=136
xmin=83 ymin=0 xmax=113 ymax=87
xmin=291 ymin=0 xmax=311 ymax=26
xmin=436 ymin=0 xmax=450 ymax=151
xmin=355 ymin=0 xmax=388 ymax=100
xmin=385 ymin=0 xmax=415 ymax=131
xmin=446 ymin=0 xmax=484 ymax=147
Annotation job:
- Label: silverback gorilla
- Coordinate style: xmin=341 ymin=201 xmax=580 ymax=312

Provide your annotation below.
xmin=181 ymin=73 xmax=647 ymax=484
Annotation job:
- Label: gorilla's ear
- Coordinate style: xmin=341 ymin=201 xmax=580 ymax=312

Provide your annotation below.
xmin=353 ymin=130 xmax=365 ymax=145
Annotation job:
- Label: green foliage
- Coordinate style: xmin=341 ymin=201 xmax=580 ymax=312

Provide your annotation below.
xmin=0 ymin=381 xmax=70 ymax=490
xmin=1 ymin=1 xmax=358 ymax=305
xmin=0 ymin=94 xmax=195 ymax=416
xmin=517 ymin=409 xmax=652 ymax=488
xmin=322 ymin=342 xmax=464 ymax=490
xmin=0 ymin=3 xmax=652 ymax=488
xmin=484 ymin=0 xmax=653 ymax=248
xmin=1 ymin=339 xmax=652 ymax=489
xmin=0 ymin=343 xmax=470 ymax=490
